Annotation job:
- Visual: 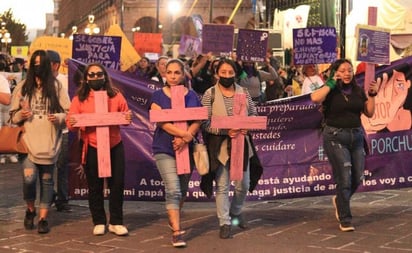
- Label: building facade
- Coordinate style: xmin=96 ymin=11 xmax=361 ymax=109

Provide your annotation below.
xmin=55 ymin=0 xmax=257 ymax=44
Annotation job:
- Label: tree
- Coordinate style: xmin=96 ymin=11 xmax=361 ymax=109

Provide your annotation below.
xmin=0 ymin=9 xmax=29 ymax=46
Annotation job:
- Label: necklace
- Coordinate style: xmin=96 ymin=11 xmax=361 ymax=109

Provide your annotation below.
xmin=342 ymin=93 xmax=349 ymax=102
xmin=340 ymin=85 xmax=352 ymax=102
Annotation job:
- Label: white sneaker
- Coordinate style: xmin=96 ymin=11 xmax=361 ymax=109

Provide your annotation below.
xmin=9 ymin=155 xmax=18 ymax=163
xmin=0 ymin=157 xmax=6 ymax=164
xmin=108 ymin=224 xmax=128 ymax=236
xmin=93 ymin=224 xmax=106 ymax=235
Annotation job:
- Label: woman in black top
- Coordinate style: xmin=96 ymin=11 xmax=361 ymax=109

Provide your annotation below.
xmin=311 ymin=59 xmax=378 ymax=232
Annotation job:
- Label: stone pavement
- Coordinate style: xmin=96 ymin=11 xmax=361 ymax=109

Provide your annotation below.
xmin=0 ymin=162 xmax=411 ymax=253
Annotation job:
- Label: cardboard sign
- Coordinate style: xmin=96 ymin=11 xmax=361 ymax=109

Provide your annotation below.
xmin=236 ymin=29 xmax=269 ymax=62
xmin=72 ymin=34 xmax=122 ymax=70
xmin=134 ymin=33 xmax=162 ymax=56
xmin=356 ymin=24 xmax=390 ymax=65
xmin=293 ymin=27 xmax=337 ymax=65
xmin=202 ymin=24 xmax=234 ymax=56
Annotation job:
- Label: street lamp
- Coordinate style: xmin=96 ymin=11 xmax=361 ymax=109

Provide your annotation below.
xmin=69 ymin=26 xmax=77 ymax=40
xmin=168 ymin=0 xmax=182 ymax=14
xmin=164 ymin=0 xmax=181 ymax=45
xmin=0 ymin=21 xmax=11 ymax=53
xmin=84 ymin=15 xmax=100 ymax=35
xmin=131 ymin=26 xmax=141 ymax=32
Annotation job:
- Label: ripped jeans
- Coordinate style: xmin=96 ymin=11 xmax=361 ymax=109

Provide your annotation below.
xmin=322 ymin=125 xmax=365 ymax=223
xmin=22 ymin=155 xmax=55 ymax=209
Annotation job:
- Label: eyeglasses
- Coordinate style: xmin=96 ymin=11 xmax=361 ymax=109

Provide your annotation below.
xmin=87 ymin=71 xmax=104 ymax=78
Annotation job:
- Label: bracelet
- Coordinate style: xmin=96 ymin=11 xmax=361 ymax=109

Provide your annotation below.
xmin=368 ymin=91 xmax=377 ymax=97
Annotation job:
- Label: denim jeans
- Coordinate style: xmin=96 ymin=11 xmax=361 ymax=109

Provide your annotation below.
xmin=55 ymin=132 xmax=69 ymax=203
xmin=154 ymin=153 xmax=192 ymax=210
xmin=323 ymin=125 xmax=365 ymax=223
xmin=215 ymin=161 xmax=250 ymax=226
xmin=22 ymin=155 xmax=55 ymax=209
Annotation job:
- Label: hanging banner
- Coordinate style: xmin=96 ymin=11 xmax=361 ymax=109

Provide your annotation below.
xmin=68 ymin=56 xmax=412 ymax=201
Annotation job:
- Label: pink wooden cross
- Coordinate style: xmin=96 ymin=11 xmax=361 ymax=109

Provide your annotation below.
xmin=72 ymin=91 xmax=129 ymax=178
xmin=210 ymin=93 xmax=267 ymax=180
xmin=150 ymin=85 xmax=208 ymax=175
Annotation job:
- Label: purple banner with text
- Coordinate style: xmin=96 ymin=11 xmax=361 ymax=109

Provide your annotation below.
xmin=68 ymin=56 xmax=412 ymax=201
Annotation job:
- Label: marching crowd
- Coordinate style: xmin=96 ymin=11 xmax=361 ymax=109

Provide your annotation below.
xmin=0 ymin=50 xmax=378 ymax=248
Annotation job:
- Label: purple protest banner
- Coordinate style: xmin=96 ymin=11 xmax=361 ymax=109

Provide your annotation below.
xmin=293 ymin=27 xmax=337 ymax=65
xmin=67 ymin=56 xmax=412 ymax=201
xmin=236 ymin=29 xmax=269 ymax=62
xmin=72 ymin=34 xmax=122 ymax=70
xmin=202 ymin=24 xmax=234 ymax=56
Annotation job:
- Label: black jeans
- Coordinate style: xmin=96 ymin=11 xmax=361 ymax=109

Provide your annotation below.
xmin=84 ymin=142 xmax=125 ymax=225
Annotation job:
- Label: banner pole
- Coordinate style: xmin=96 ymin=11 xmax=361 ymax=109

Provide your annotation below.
xmin=227 ymin=0 xmax=243 ymax=24
xmin=187 ymin=0 xmax=199 ymax=16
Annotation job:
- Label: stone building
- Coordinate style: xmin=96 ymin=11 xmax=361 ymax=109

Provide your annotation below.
xmin=55 ymin=0 xmax=257 ymax=46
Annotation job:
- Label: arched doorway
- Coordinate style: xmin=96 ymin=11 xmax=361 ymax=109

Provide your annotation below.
xmin=133 ymin=16 xmax=161 ymax=33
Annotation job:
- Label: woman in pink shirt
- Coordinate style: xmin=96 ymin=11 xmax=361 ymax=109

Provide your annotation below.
xmin=66 ymin=63 xmax=132 ymax=236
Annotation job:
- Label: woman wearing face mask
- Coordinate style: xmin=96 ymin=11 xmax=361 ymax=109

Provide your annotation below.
xmin=9 ymin=50 xmax=70 ymax=234
xmin=150 ymin=58 xmax=202 ymax=247
xmin=201 ymin=58 xmax=262 ymax=239
xmin=66 ymin=63 xmax=132 ymax=236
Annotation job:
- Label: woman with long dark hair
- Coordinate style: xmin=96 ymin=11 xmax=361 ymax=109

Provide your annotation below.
xmin=10 ymin=49 xmax=70 ymax=234
xmin=311 ymin=59 xmax=377 ymax=232
xmin=66 ymin=62 xmax=132 ymax=236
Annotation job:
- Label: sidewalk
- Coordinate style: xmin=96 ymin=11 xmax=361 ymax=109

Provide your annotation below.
xmin=1 ymin=162 xmax=411 ymax=253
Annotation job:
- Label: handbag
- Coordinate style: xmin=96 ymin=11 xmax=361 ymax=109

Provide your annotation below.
xmin=193 ymin=139 xmax=209 ymax=176
xmin=0 ymin=124 xmax=28 ymax=154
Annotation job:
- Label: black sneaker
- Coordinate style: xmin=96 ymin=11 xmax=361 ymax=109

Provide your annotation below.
xmin=24 ymin=209 xmax=36 ymax=230
xmin=172 ymin=233 xmax=187 ymax=247
xmin=230 ymin=213 xmax=248 ymax=229
xmin=339 ymin=221 xmax=355 ymax=232
xmin=219 ymin=224 xmax=231 ymax=239
xmin=38 ymin=219 xmax=50 ymax=234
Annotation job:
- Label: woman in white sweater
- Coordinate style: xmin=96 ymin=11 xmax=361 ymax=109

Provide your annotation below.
xmin=10 ymin=50 xmax=70 ymax=234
